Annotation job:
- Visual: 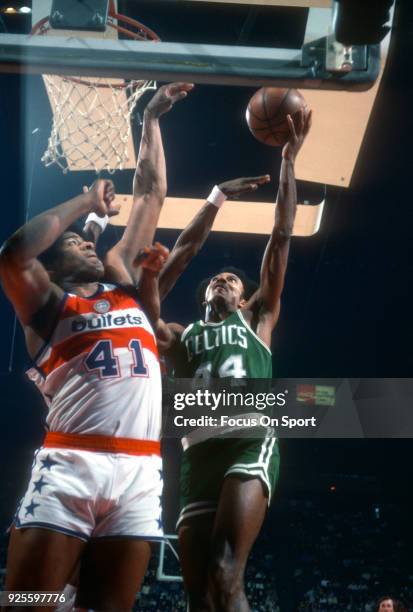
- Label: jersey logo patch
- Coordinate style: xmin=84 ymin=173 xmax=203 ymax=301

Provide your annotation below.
xmin=93 ymin=299 xmax=111 ymax=314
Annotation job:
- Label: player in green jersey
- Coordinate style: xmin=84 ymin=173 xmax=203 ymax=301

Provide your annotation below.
xmin=157 ymin=107 xmax=312 ymax=611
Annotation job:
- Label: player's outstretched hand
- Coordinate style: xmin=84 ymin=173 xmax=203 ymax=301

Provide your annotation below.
xmin=218 ymin=175 xmax=271 ymax=198
xmin=145 ymin=83 xmax=194 ymax=119
xmin=83 ymin=183 xmax=120 ymax=218
xmin=134 ymin=242 xmax=170 ymax=274
xmin=87 ymin=179 xmax=120 ymax=217
xmin=282 ymin=107 xmax=312 ymax=162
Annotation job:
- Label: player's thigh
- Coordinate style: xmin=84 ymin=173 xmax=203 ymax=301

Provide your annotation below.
xmin=76 ymin=538 xmax=152 ymax=611
xmin=179 ymin=513 xmax=215 ymax=593
xmin=212 ymin=475 xmax=268 ymax=562
xmin=6 ymin=526 xmax=85 ymax=596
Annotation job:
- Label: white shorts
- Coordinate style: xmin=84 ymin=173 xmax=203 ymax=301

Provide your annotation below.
xmin=14 ymin=447 xmax=163 ymax=541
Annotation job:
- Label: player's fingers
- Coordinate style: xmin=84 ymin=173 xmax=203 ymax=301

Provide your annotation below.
xmin=82 ymin=185 xmax=89 ymax=193
xmin=254 ymin=174 xmax=271 ymax=184
xmin=104 ymin=190 xmax=115 ymax=201
xmin=147 ymin=246 xmax=164 ymax=258
xmin=104 ymin=179 xmax=115 ymax=191
xmin=243 ymin=174 xmax=271 ymax=183
xmin=239 ymin=183 xmax=258 ymax=192
xmin=170 ymin=82 xmax=194 ymax=93
xmin=142 ymin=259 xmax=156 ymax=268
xmin=108 ymin=203 xmax=121 ymax=217
xmin=233 ymin=183 xmax=258 ymax=196
xmin=135 ymin=250 xmax=149 ymax=265
xmin=149 ymin=256 xmax=166 ymax=271
xmin=146 ymin=253 xmax=159 ymax=265
xmin=304 ymin=109 xmax=313 ymax=135
xmin=298 ymin=108 xmax=305 ymax=134
xmin=172 ymin=92 xmax=188 ymax=103
xmin=153 ymin=242 xmax=170 ymax=257
xmin=287 ymin=114 xmax=297 ymax=140
xmin=142 ymin=254 xmax=164 ymax=271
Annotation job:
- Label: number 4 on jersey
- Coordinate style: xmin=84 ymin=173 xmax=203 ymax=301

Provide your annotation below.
xmin=84 ymin=339 xmax=148 ymax=378
xmin=195 ymin=354 xmax=247 ymax=379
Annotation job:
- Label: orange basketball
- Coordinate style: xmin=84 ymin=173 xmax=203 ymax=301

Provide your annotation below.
xmin=246 ymin=88 xmax=307 ymax=147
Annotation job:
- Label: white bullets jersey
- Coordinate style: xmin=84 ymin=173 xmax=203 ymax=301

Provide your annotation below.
xmin=26 ymin=284 xmax=161 ymax=441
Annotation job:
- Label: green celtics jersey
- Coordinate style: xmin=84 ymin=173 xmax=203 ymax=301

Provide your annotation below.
xmin=175 ymin=309 xmax=272 ymax=379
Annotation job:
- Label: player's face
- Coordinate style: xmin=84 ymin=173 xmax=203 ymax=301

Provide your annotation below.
xmin=379 ymin=600 xmax=394 ymax=611
xmin=205 ymin=272 xmax=245 ymax=310
xmin=54 ymin=232 xmax=104 ymax=281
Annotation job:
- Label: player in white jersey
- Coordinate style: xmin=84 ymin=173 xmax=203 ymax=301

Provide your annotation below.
xmin=0 ymin=83 xmax=193 ymax=611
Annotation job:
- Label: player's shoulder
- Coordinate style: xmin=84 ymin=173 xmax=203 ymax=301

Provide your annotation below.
xmin=180 ymin=320 xmax=199 ymax=342
xmin=169 ymin=322 xmax=186 ymax=335
xmin=99 ymin=280 xmax=134 ymax=294
xmin=99 ymin=280 xmax=143 ymax=304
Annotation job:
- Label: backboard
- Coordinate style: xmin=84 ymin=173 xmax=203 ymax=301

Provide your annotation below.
xmin=0 ymin=0 xmax=391 ymax=90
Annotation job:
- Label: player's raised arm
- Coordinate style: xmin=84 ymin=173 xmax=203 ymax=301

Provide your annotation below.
xmin=255 ymin=108 xmax=312 ymax=347
xmin=0 ymin=180 xmax=115 ymax=332
xmin=104 ymin=83 xmax=194 ymax=286
xmin=159 ymin=175 xmax=270 ymax=300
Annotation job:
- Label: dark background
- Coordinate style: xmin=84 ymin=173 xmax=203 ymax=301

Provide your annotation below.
xmin=0 ymin=1 xmax=412 ymax=596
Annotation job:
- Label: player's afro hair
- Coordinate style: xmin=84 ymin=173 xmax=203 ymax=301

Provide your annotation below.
xmin=196 ymin=266 xmax=258 ymax=314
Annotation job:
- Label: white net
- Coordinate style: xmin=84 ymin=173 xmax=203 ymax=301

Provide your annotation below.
xmin=42 ymin=75 xmax=156 ymax=174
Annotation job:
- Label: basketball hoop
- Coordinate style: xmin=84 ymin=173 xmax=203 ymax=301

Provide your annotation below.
xmin=31 ymin=8 xmax=160 ymax=174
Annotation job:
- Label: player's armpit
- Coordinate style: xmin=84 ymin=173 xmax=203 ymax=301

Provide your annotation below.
xmin=255 ymin=302 xmax=281 ymax=348
xmin=105 ymin=193 xmax=165 ymax=287
xmin=242 ymin=288 xmax=260 ymax=313
xmin=103 ymin=249 xmax=138 ymax=286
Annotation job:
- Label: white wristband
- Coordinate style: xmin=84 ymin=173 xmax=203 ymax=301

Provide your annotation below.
xmin=207 ymin=185 xmax=227 ymax=209
xmin=83 ymin=212 xmax=109 ymax=233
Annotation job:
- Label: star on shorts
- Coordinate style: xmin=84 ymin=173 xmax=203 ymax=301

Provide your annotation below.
xmin=33 ymin=475 xmax=47 ymax=493
xmin=39 ymin=454 xmax=58 ymax=470
xmin=25 ymin=500 xmax=40 ymax=517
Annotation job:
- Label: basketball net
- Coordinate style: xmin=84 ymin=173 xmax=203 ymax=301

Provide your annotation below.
xmin=32 ymin=2 xmax=159 ymax=174
xmin=42 ymin=74 xmax=156 ymax=174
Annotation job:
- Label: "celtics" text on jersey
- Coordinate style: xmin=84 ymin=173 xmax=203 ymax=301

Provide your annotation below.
xmin=175 ymin=310 xmax=272 ymax=379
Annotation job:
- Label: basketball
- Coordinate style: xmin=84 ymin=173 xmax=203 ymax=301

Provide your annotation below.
xmin=246 ymin=88 xmax=307 ymax=147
